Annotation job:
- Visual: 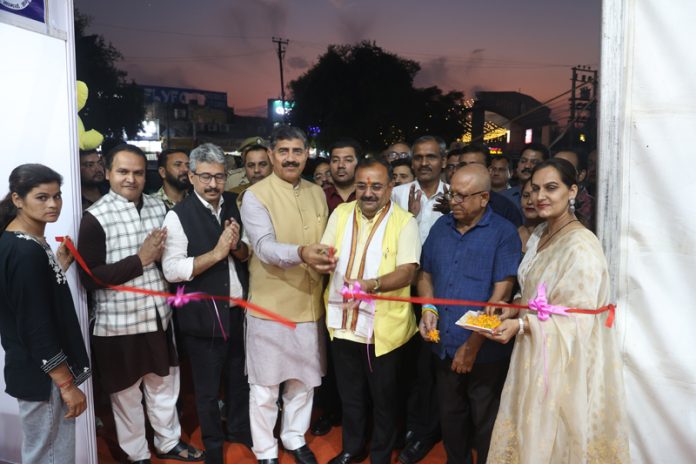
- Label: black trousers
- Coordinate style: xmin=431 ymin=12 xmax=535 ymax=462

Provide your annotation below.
xmin=403 ymin=333 xmax=441 ymax=443
xmin=332 ymin=338 xmax=405 ymax=464
xmin=313 ymin=325 xmax=342 ymax=418
xmin=182 ymin=311 xmax=250 ymax=457
xmin=435 ymin=356 xmax=510 ymax=464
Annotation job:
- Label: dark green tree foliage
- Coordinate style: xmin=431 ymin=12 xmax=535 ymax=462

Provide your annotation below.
xmin=74 ymin=11 xmax=144 ymax=140
xmin=289 ymin=41 xmax=465 ymax=152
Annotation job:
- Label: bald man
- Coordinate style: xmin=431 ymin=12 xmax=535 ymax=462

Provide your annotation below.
xmin=417 ymin=165 xmax=521 ymax=464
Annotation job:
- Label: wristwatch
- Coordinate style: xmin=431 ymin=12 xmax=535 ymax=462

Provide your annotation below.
xmin=373 ymin=278 xmax=381 ymax=292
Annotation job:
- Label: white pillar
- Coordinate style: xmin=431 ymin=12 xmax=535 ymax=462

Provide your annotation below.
xmin=0 ymin=1 xmax=96 ymax=462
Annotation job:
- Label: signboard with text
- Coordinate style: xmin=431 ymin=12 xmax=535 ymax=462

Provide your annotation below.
xmin=141 ymin=85 xmax=228 ymax=110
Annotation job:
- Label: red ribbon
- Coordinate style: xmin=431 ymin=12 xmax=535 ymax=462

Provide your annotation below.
xmin=59 ymin=234 xmax=615 ymax=330
xmin=56 ymin=236 xmax=296 ymax=329
xmin=341 ymin=291 xmax=616 ymax=328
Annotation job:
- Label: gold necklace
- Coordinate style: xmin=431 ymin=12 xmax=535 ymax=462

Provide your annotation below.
xmin=538 ymin=219 xmax=579 ymax=250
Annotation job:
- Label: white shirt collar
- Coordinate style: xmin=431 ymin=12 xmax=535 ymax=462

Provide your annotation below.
xmin=194 ymin=191 xmax=224 ymax=220
xmin=413 ymin=179 xmax=448 ymax=198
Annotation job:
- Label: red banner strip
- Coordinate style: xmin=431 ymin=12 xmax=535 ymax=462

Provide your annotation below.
xmin=56 ymin=236 xmax=297 ymax=329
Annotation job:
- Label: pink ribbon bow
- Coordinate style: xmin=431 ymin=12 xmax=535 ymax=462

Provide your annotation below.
xmin=527 ymin=282 xmax=573 ymax=396
xmin=528 ymin=283 xmax=571 ymax=321
xmin=167 ymin=286 xmax=228 ymax=341
xmin=167 ymin=285 xmax=204 ymax=307
xmin=340 ymin=281 xmax=373 ymax=304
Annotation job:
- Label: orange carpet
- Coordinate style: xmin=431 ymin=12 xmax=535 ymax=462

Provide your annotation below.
xmin=94 ymin=370 xmax=447 ymax=463
xmin=95 ymin=402 xmax=447 ymax=463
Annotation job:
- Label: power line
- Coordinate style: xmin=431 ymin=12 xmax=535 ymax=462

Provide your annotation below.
xmin=92 ymin=21 xmax=590 ymax=71
xmin=549 ymin=96 xmax=597 ymax=148
xmin=92 ymin=21 xmax=268 ymax=40
xmin=121 ymin=50 xmax=272 ymax=63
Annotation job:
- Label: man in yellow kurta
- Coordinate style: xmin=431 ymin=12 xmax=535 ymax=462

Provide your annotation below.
xmin=321 ymin=158 xmax=420 ymax=464
xmin=240 ymin=126 xmax=335 ymax=464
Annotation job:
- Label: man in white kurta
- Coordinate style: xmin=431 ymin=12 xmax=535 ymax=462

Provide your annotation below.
xmin=240 ymin=125 xmax=336 ymax=464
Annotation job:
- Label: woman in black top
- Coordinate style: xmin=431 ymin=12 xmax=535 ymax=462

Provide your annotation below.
xmin=0 ymin=164 xmax=90 ymax=463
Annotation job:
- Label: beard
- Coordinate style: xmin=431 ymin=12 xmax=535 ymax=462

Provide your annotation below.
xmin=82 ymin=177 xmax=104 ymax=188
xmin=166 ymin=171 xmax=190 ymax=191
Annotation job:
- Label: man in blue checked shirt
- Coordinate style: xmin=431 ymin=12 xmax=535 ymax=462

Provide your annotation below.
xmin=418 ymin=164 xmax=521 ymax=464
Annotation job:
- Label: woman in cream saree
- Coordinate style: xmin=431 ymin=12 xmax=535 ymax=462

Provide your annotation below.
xmin=486 ymin=159 xmax=629 ymax=463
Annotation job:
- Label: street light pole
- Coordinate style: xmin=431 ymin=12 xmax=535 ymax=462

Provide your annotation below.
xmin=272 ymin=37 xmax=289 ymax=123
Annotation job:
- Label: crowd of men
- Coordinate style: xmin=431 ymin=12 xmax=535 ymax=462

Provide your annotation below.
xmin=77 ymin=128 xmax=596 ymax=464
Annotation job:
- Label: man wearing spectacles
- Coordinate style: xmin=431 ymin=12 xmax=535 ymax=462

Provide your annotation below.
xmin=162 ymin=143 xmax=251 ymax=464
xmin=451 ymin=146 xmax=523 ymax=227
xmin=419 ymin=164 xmax=521 ymax=464
xmin=383 ymin=141 xmax=411 ymax=164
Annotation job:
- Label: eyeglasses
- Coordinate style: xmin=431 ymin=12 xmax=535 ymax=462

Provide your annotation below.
xmin=193 ymin=172 xmax=227 ymax=184
xmin=445 ymin=190 xmax=486 ymax=204
xmin=385 ymin=151 xmax=410 ymax=162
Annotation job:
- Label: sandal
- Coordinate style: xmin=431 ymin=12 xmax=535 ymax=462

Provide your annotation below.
xmin=156 ymin=440 xmax=205 ymax=462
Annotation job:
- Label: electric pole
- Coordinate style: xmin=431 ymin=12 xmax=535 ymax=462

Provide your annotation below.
xmin=569 ymin=65 xmax=598 ymax=145
xmin=272 ymin=37 xmax=289 ymax=123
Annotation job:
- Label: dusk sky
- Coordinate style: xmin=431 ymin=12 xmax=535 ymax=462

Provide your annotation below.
xmin=74 ymin=0 xmax=601 ymax=121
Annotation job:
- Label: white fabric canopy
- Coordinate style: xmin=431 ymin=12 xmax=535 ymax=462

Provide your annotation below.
xmin=599 ymin=0 xmax=696 ymax=462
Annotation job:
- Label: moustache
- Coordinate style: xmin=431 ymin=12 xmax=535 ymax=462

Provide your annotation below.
xmin=282 ymin=161 xmax=301 ymax=168
xmin=204 ymin=187 xmax=220 ymax=194
xmin=418 ymin=167 xmax=432 ymax=172
xmin=360 ymin=196 xmax=378 ymax=202
xmin=522 ymin=168 xmax=532 ymax=174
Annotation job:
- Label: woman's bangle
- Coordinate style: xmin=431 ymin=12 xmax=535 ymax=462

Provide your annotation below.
xmin=517 ymin=317 xmax=525 ymax=335
xmin=422 ymin=304 xmax=439 ymax=318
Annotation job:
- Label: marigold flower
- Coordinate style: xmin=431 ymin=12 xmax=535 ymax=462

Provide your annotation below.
xmin=465 ymin=313 xmax=501 ymax=330
xmin=427 ymin=329 xmax=440 ymax=343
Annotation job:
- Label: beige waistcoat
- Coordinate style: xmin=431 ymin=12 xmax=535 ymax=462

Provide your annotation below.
xmin=247 ymin=173 xmax=328 ymax=322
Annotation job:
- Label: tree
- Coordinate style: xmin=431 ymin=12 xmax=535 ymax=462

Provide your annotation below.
xmin=74 ymin=10 xmax=144 ymax=141
xmin=289 ymin=41 xmax=465 ymax=152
